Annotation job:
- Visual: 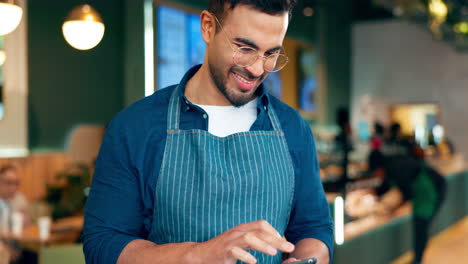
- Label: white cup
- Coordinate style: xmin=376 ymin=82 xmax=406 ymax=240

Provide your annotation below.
xmin=37 ymin=216 xmax=51 ymax=240
xmin=11 ymin=212 xmax=23 ymax=236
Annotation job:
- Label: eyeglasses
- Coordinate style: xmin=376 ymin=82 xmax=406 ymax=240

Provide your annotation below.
xmin=211 ymin=14 xmax=289 ymax=72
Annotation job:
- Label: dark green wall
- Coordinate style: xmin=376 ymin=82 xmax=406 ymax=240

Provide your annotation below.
xmin=28 ymin=0 xmax=125 ymax=151
xmin=124 ymin=0 xmax=145 ymax=106
xmin=317 ymin=0 xmax=352 ymax=125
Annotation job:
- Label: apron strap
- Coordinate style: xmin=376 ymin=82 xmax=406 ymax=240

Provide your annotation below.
xmin=167 ymin=85 xmax=181 ymax=130
xmin=265 ymin=99 xmax=284 ymax=132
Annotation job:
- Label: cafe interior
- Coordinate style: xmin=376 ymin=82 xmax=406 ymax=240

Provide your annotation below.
xmin=0 ymin=0 xmax=467 ymax=263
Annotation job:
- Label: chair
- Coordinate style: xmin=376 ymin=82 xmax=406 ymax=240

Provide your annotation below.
xmin=65 ymin=124 xmax=105 ymax=166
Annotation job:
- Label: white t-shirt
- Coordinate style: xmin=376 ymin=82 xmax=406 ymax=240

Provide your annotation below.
xmin=195 ymin=98 xmax=258 ymax=137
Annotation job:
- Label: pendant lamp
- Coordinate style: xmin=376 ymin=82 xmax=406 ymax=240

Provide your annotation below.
xmin=0 ymin=50 xmax=5 ymax=66
xmin=62 ymin=4 xmax=105 ymax=50
xmin=0 ymin=0 xmax=23 ymax=36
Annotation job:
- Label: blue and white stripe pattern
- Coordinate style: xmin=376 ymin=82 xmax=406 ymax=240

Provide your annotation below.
xmin=149 ymin=86 xmax=295 ymax=263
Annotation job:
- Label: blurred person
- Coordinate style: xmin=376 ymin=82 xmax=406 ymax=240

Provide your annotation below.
xmin=0 ymin=165 xmax=36 ymax=264
xmin=0 ymin=165 xmax=30 ymax=225
xmin=332 ymin=107 xmax=353 ymax=193
xmin=368 ymin=150 xmax=446 ymax=264
xmin=370 ymin=122 xmax=384 ymax=151
xmin=382 ymin=122 xmax=412 ymax=157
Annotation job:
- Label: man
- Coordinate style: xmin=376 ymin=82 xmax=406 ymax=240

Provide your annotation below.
xmin=382 ymin=122 xmax=412 ymax=158
xmin=0 ymin=165 xmax=30 ymax=226
xmin=368 ymin=150 xmax=446 ymax=264
xmin=0 ymin=165 xmax=34 ymax=264
xmin=83 ymin=1 xmax=333 ymax=263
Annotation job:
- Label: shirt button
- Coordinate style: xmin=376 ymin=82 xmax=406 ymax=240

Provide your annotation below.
xmin=263 ymin=106 xmax=268 ymax=111
xmin=202 ymin=113 xmax=208 ymax=119
xmin=185 ymin=106 xmax=190 ymax=112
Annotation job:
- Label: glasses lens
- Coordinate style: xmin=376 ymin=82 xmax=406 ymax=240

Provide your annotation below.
xmin=234 ymin=48 xmax=289 ymax=72
xmin=265 ymin=54 xmax=288 ymax=72
xmin=234 ymin=48 xmax=258 ymax=67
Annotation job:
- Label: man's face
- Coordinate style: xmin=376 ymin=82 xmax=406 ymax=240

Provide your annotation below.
xmin=207 ymin=5 xmax=289 ymax=107
xmin=0 ymin=169 xmax=20 ymax=200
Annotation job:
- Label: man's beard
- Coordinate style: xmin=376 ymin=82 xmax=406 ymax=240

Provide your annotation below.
xmin=208 ymin=61 xmax=264 ymax=107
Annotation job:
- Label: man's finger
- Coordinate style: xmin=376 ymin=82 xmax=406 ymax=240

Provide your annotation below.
xmin=229 ymin=246 xmax=257 ymax=264
xmin=240 ymin=232 xmax=278 ymax=256
xmin=237 ymin=220 xmax=278 ymax=236
xmin=254 ymin=231 xmax=295 ymax=253
xmin=282 ymin=258 xmax=299 ymax=264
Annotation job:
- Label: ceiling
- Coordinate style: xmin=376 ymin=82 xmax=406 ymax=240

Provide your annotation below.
xmin=299 ymin=0 xmax=395 ymax=21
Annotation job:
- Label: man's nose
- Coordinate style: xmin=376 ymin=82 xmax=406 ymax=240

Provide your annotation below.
xmin=245 ymin=57 xmax=265 ymax=78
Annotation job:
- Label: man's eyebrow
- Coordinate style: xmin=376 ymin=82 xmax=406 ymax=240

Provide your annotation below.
xmin=233 ymin=37 xmax=282 ymax=53
xmin=233 ymin=37 xmax=259 ymax=49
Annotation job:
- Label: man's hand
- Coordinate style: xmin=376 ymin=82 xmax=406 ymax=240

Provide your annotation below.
xmin=282 ymin=257 xmax=300 ymax=263
xmin=284 ymin=238 xmax=330 ymax=264
xmin=185 ymin=220 xmax=295 ymax=264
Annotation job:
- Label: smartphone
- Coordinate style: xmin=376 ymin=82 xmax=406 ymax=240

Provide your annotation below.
xmin=290 ymin=257 xmax=317 ymax=264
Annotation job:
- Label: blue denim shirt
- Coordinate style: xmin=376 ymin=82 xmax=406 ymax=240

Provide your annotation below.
xmin=83 ymin=65 xmax=333 ymax=263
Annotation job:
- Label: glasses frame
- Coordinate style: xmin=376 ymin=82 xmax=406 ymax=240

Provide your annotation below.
xmin=210 ymin=13 xmax=289 ymax=72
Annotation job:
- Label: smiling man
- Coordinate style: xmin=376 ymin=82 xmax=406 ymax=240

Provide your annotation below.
xmin=83 ymin=1 xmax=333 ymax=263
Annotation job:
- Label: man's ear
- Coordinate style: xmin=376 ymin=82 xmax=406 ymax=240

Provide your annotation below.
xmin=200 ymin=10 xmax=216 ymax=44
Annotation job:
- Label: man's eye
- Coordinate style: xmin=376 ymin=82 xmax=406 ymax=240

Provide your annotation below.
xmin=267 ymin=51 xmax=281 ymax=56
xmin=238 ymin=46 xmax=257 ymax=54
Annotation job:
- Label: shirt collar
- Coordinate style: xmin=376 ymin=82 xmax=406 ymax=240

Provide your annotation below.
xmin=177 ymin=64 xmax=270 ymax=111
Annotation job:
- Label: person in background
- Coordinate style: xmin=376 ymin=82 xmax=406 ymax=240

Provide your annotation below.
xmin=333 ymin=107 xmax=353 ymax=193
xmin=0 ymin=165 xmax=30 ymax=225
xmin=382 ymin=122 xmax=412 ymax=157
xmin=0 ymin=165 xmax=36 ymax=264
xmin=368 ymin=149 xmax=446 ymax=264
xmin=83 ymin=0 xmax=333 ymax=263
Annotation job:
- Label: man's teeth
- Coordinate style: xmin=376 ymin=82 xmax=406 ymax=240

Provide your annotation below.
xmin=234 ymin=72 xmax=254 ymax=84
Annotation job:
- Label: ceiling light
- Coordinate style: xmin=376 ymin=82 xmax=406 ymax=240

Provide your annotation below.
xmin=0 ymin=0 xmax=23 ymax=36
xmin=0 ymin=50 xmax=6 ymax=66
xmin=429 ymin=0 xmax=448 ymax=21
xmin=62 ymin=4 xmax=105 ymax=50
xmin=303 ymin=7 xmax=314 ymax=17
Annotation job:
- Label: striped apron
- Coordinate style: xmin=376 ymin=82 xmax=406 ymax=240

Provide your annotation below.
xmin=149 ymin=86 xmax=295 ymax=263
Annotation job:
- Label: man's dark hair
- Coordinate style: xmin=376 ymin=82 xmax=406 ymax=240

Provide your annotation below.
xmin=209 ymin=0 xmax=297 ymax=31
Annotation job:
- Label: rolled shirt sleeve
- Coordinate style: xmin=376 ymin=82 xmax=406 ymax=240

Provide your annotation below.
xmin=284 ymin=118 xmax=334 ymax=260
xmin=83 ymin=117 xmax=147 ymax=264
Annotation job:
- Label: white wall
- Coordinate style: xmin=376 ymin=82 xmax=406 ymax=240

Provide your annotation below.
xmin=0 ymin=0 xmax=28 ymax=157
xmin=352 ymin=20 xmax=468 ymax=158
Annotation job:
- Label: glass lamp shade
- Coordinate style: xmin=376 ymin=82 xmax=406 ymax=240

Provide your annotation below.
xmin=429 ymin=0 xmax=448 ymax=21
xmin=62 ymin=4 xmax=105 ymax=50
xmin=0 ymin=50 xmax=5 ymax=66
xmin=0 ymin=2 xmax=23 ymax=36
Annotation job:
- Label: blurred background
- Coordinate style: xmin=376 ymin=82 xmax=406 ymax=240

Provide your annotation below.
xmin=0 ymin=0 xmax=467 ymax=263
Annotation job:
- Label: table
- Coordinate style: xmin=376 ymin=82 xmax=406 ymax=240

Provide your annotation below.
xmin=1 ymin=215 xmax=83 ymax=252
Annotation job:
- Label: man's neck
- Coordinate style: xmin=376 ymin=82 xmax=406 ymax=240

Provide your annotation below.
xmin=185 ymin=64 xmax=232 ymax=106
